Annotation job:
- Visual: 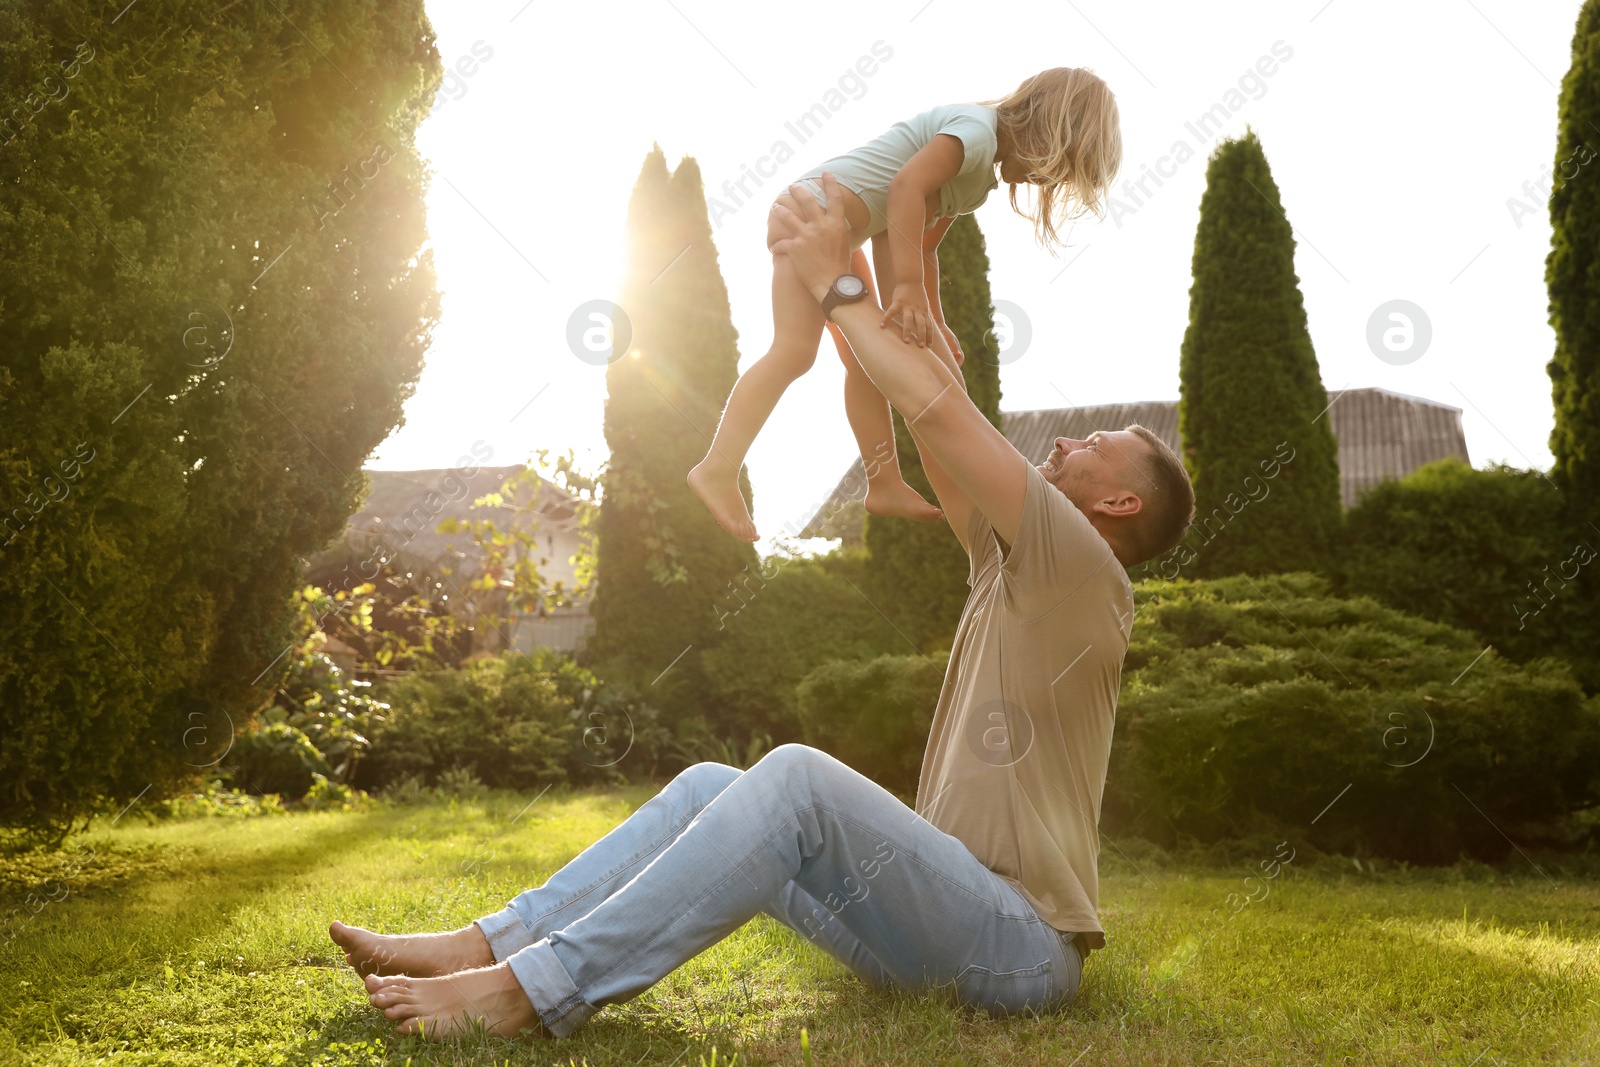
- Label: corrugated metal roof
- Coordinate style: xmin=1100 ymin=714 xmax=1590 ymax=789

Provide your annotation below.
xmin=1321 ymin=388 xmax=1470 ymax=507
xmin=795 ymin=387 xmax=1470 ymax=539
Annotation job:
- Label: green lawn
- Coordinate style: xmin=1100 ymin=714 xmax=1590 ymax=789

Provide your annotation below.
xmin=2 ymin=787 xmax=1597 ymax=1066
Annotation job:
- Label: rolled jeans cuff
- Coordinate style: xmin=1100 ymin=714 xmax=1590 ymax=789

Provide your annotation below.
xmin=474 ymin=905 xmax=536 ymax=961
xmin=504 ymin=938 xmax=596 ymax=1038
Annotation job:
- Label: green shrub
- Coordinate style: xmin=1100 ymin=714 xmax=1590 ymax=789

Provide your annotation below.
xmin=153 ymin=783 xmax=285 ymax=820
xmin=358 ymin=650 xmax=672 ymax=791
xmin=795 ymin=653 xmax=949 ymax=795
xmin=268 ymin=648 xmax=388 ymax=782
xmin=1336 ymin=459 xmax=1597 ymax=688
xmin=432 ymin=766 xmax=488 ymax=800
xmin=227 ymin=723 xmax=330 ymax=799
xmin=669 ymin=727 xmax=774 ymax=771
xmin=359 ymin=655 xmax=572 ymax=792
xmin=1109 ymin=574 xmax=1600 ymax=862
xmin=300 ymin=774 xmax=363 ymax=812
xmin=700 ymin=550 xmax=906 ymax=738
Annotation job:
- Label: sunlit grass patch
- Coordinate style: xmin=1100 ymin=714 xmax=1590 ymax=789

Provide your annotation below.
xmin=2 ymin=787 xmax=1597 ymax=1066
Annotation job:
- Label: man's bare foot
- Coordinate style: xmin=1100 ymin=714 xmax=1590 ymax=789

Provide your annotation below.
xmin=329 ymin=920 xmax=494 ymax=978
xmin=688 ymin=458 xmax=758 ymax=542
xmin=365 ymin=963 xmax=548 ymax=1040
xmin=865 ymin=478 xmax=944 ymax=524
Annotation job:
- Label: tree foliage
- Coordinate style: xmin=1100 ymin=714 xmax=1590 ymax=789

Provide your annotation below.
xmin=862 ymin=213 xmax=1003 ymax=650
xmin=1336 ymin=459 xmax=1597 ymax=689
xmin=1550 ymin=0 xmax=1600 ymax=531
xmin=1176 ymin=130 xmax=1342 ymax=578
xmin=795 ymin=651 xmax=949 ymax=797
xmin=1547 ymin=1 xmax=1600 ymax=654
xmin=585 ymin=147 xmax=756 ymax=718
xmin=699 ymin=549 xmax=905 ymax=738
xmin=1109 ymin=574 xmax=1600 ymax=862
xmin=0 ymin=0 xmax=441 ymax=837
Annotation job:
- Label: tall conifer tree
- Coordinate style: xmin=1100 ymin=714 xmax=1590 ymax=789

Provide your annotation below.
xmin=588 ymin=148 xmax=756 ymax=714
xmin=1549 ymin=0 xmax=1600 ymax=541
xmin=1177 ymin=130 xmax=1341 ymax=577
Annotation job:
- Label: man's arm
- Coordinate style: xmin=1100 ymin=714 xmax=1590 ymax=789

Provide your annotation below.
xmin=773 ymin=173 xmax=1028 ymax=545
xmin=866 ymin=226 xmax=978 ymax=551
xmin=906 ymin=420 xmax=979 ymax=553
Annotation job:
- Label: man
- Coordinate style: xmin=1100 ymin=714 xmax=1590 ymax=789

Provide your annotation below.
xmin=329 ymin=170 xmax=1195 ymax=1040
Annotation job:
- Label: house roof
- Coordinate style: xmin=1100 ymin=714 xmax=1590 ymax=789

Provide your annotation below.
xmin=795 ymin=388 xmax=1470 ymax=540
xmin=309 ymin=465 xmax=579 ymax=575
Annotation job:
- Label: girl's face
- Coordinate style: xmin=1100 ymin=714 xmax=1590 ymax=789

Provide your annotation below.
xmin=998 ymin=155 xmax=1032 ymax=184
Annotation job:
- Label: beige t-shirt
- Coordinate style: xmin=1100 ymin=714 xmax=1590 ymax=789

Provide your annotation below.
xmin=915 ymin=464 xmax=1134 ymax=951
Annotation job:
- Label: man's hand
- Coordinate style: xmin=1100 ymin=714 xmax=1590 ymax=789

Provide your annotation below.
xmin=770 ymin=172 xmax=855 ymax=304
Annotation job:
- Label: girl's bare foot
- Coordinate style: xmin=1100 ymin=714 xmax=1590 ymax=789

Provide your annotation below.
xmin=365 ymin=964 xmax=548 ymax=1040
xmin=688 ymin=458 xmax=758 ymax=542
xmin=329 ymin=921 xmax=494 ymax=978
xmin=865 ymin=478 xmax=943 ymax=524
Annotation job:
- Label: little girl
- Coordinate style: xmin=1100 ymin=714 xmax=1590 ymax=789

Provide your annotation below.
xmin=689 ymin=67 xmax=1122 ymax=542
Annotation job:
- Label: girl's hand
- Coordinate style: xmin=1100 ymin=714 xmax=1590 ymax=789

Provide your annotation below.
xmin=881 ymin=282 xmax=934 ymax=346
xmin=939 ymin=322 xmax=965 ymax=367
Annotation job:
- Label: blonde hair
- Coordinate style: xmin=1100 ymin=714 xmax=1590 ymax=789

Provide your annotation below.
xmin=984 ymin=67 xmax=1122 ymax=247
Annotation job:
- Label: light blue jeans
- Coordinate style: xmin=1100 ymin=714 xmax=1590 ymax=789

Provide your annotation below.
xmin=474 ymin=744 xmax=1083 ymax=1037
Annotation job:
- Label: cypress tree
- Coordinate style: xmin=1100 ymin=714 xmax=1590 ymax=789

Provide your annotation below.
xmin=863 ymin=213 xmax=1003 ymax=649
xmin=1549 ymin=0 xmax=1600 ymax=541
xmin=1547 ymin=1 xmax=1600 ymax=692
xmin=1177 ymin=130 xmax=1342 ymax=578
xmin=587 ymin=148 xmax=757 ymax=718
xmin=0 ymin=0 xmax=440 ymax=835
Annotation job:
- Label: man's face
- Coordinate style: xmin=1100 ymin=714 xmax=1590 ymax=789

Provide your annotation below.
xmin=1037 ymin=429 xmax=1149 ymax=513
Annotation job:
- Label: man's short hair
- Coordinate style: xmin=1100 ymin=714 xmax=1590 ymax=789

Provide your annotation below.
xmin=1123 ymin=424 xmax=1194 ymax=565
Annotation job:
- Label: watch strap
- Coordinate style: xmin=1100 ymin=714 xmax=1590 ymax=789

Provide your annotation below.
xmin=821 ymin=275 xmax=865 ymax=322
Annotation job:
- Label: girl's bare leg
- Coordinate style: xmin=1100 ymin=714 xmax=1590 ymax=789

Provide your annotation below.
xmin=830 ymin=247 xmax=942 ymax=524
xmin=690 ymin=251 xmax=825 ymax=542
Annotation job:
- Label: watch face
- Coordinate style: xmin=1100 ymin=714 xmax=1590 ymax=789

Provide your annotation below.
xmin=836 ymin=275 xmax=866 ymax=298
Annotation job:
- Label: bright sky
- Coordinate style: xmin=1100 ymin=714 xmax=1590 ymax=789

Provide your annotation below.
xmin=372 ymin=0 xmax=1583 ymax=552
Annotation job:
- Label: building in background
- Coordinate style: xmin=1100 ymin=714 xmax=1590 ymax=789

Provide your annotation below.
xmin=308 ymin=465 xmax=592 ymax=659
xmin=798 ymin=388 xmax=1471 ymax=543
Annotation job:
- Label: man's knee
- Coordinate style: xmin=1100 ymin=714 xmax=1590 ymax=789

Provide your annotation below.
xmin=751 ymin=743 xmax=840 ymax=781
xmin=669 ymin=760 xmax=742 ymax=807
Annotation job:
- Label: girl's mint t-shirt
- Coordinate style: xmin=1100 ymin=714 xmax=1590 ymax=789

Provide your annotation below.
xmin=798 ymin=103 xmax=1000 ymax=236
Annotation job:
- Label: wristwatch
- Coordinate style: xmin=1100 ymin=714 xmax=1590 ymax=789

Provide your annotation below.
xmin=820 ymin=274 xmax=868 ymax=322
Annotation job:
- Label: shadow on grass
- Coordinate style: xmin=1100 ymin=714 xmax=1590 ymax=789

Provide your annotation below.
xmin=0 ymin=806 xmax=412 ymax=968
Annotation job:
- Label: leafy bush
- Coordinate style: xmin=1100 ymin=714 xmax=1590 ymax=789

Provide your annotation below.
xmin=669 ymin=728 xmax=775 ymax=771
xmin=301 ymin=774 xmax=363 ymax=812
xmin=1109 ymin=574 xmax=1600 ymax=861
xmin=358 ymin=650 xmax=672 ymax=791
xmin=359 ymin=656 xmax=570 ymax=792
xmin=564 ymin=683 xmax=675 ymax=781
xmin=795 ymin=653 xmax=949 ymax=795
xmin=1336 ymin=459 xmax=1597 ymax=688
xmin=153 ymin=783 xmax=286 ymax=820
xmin=268 ymin=648 xmax=388 ymax=782
xmin=227 ymin=723 xmax=331 ymax=799
xmin=700 ymin=550 xmax=906 ymax=739
xmin=433 ymin=766 xmax=488 ymax=800
xmin=217 ymin=646 xmax=386 ymax=800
